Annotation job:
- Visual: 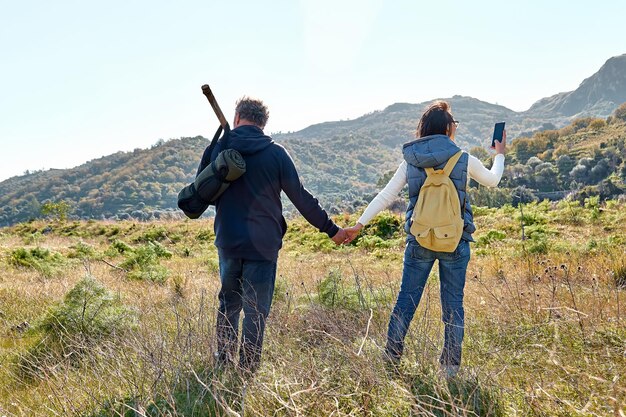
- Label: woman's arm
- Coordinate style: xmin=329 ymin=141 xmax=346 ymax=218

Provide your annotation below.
xmin=468 ymin=153 xmax=505 ymax=187
xmin=357 ymin=161 xmax=408 ymax=226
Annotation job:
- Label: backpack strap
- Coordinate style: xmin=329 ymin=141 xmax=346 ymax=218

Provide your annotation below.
xmin=442 ymin=151 xmax=463 ymax=176
xmin=424 ymin=151 xmax=463 ymax=177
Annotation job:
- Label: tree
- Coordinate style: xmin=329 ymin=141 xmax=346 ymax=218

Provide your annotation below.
xmin=534 ymin=163 xmax=558 ymax=192
xmin=469 ymin=146 xmax=489 ymax=161
xmin=590 ymin=158 xmax=611 ymax=183
xmin=613 ymin=102 xmax=626 ymax=122
xmin=556 ymin=155 xmax=575 ymax=176
xmin=570 ymin=164 xmax=589 ymax=184
xmin=41 ymin=200 xmax=72 ymax=222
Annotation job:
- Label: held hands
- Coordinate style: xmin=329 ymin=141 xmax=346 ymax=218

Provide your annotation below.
xmin=343 ymin=223 xmax=363 ymax=244
xmin=330 ymin=223 xmax=364 ymax=245
xmin=331 ymin=228 xmax=348 ymax=245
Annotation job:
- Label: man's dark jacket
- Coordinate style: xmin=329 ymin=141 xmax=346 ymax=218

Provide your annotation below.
xmin=197 ymin=125 xmax=338 ymax=261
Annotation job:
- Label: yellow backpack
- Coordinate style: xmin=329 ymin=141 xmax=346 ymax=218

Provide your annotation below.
xmin=409 ymin=151 xmax=464 ymax=253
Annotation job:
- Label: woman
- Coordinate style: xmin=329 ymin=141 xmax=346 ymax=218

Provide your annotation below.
xmin=344 ymin=101 xmax=506 ymax=377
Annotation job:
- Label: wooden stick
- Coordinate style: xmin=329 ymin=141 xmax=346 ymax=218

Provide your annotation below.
xmin=201 ymin=84 xmax=229 ymax=129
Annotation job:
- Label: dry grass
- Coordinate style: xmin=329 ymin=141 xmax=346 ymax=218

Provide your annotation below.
xmin=0 ymin=200 xmax=625 ymax=416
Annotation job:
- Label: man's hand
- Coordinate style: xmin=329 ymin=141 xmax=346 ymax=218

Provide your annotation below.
xmin=344 ymin=223 xmax=364 ymax=244
xmin=331 ymin=228 xmax=348 ymax=245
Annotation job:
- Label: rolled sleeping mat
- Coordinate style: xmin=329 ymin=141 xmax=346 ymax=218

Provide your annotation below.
xmin=195 ymin=149 xmax=246 ymax=201
xmin=177 ymin=149 xmax=246 ymax=219
xmin=177 ymin=183 xmax=209 ymax=219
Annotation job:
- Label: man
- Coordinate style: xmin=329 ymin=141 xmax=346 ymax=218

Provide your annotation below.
xmin=197 ymin=97 xmax=347 ymax=375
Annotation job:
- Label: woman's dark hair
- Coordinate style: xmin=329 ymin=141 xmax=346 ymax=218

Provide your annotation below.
xmin=416 ymin=101 xmax=455 ymax=138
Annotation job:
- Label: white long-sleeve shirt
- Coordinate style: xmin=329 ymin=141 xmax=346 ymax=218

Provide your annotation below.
xmin=357 ymin=153 xmax=505 ymax=226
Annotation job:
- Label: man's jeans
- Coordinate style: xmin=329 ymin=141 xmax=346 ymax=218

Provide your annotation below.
xmin=216 ymin=252 xmax=277 ymax=373
xmin=386 ymin=239 xmax=471 ymax=368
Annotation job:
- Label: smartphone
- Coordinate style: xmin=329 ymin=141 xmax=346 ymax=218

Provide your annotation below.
xmin=491 ymin=122 xmax=505 ymax=148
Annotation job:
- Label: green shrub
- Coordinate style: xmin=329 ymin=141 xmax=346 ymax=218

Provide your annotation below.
xmin=9 ymin=247 xmax=65 ymax=277
xmin=120 ymin=242 xmax=172 ymax=283
xmin=317 ymin=269 xmax=364 ymax=310
xmin=196 ymin=229 xmax=214 ymax=242
xmin=134 ymin=226 xmax=179 ymax=243
xmin=105 ymin=239 xmax=134 ymax=256
xmin=612 ymin=261 xmax=626 ymax=289
xmin=526 ymin=232 xmax=549 ymax=254
xmin=67 ymin=241 xmax=99 ymax=260
xmin=356 ymin=234 xmax=398 ymax=250
xmin=41 ymin=276 xmax=136 ymax=339
xmin=476 ymin=230 xmax=507 ymax=247
xmin=365 ymin=211 xmax=401 ymax=239
xmin=518 ymin=210 xmax=546 ymax=226
xmin=316 ymin=269 xmax=390 ymax=310
xmin=19 ymin=276 xmax=136 ymax=379
xmin=409 ymin=369 xmax=505 ymax=417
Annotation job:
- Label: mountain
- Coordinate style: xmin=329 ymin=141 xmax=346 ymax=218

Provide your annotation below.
xmin=1 ymin=54 xmax=625 ymax=226
xmin=528 ymin=53 xmax=626 ymax=117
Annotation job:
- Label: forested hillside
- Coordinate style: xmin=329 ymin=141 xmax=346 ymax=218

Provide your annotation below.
xmin=468 ymin=106 xmax=626 ymax=206
xmin=0 ymin=137 xmax=205 ymax=225
xmin=1 ymin=105 xmax=625 ymax=226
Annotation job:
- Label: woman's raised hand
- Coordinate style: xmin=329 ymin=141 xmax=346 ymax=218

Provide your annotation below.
xmin=494 ymin=129 xmax=507 ymax=155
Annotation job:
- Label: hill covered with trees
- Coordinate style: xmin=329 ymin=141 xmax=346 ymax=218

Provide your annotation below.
xmin=2 ymin=52 xmax=626 ymax=226
xmin=1 ymin=104 xmax=624 ymax=226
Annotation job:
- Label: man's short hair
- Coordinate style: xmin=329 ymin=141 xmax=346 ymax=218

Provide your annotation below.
xmin=235 ymin=96 xmax=269 ymax=128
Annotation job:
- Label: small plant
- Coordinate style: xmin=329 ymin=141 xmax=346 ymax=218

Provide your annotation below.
xmin=273 ymin=275 xmax=290 ymax=303
xmin=365 ymin=211 xmax=402 ymax=240
xmin=134 ymin=226 xmax=179 ymax=243
xmin=105 ymin=239 xmax=134 ymax=256
xmin=19 ymin=276 xmax=136 ymax=379
xmin=476 ymin=229 xmax=507 ymax=247
xmin=41 ymin=276 xmax=136 ymax=339
xmin=317 ymin=269 xmax=364 ymax=310
xmin=171 ymin=274 xmax=188 ymax=298
xmin=120 ymin=242 xmax=172 ymax=283
xmin=67 ymin=241 xmax=99 ymax=260
xmin=196 ymin=229 xmax=214 ymax=242
xmin=40 ymin=200 xmax=72 ymax=222
xmin=612 ymin=261 xmax=626 ymax=289
xmin=9 ymin=247 xmax=65 ymax=277
xmin=526 ymin=232 xmax=549 ymax=254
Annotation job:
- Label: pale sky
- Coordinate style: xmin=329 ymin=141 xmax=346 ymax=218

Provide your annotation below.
xmin=1 ymin=0 xmax=625 ymax=181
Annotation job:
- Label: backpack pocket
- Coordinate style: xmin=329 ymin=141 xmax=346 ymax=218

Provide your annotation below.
xmin=433 ymin=224 xmax=458 ymax=240
xmin=431 ymin=223 xmax=463 ymax=252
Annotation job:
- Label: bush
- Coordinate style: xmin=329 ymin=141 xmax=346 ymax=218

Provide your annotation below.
xmin=67 ymin=241 xmax=99 ymax=260
xmin=365 ymin=211 xmax=402 ymax=240
xmin=135 ymin=226 xmax=168 ymax=242
xmin=476 ymin=230 xmax=507 ymax=247
xmin=526 ymin=231 xmax=549 ymax=254
xmin=120 ymin=242 xmax=172 ymax=283
xmin=9 ymin=247 xmax=65 ymax=277
xmin=41 ymin=276 xmax=136 ymax=340
xmin=469 ymin=186 xmax=513 ymax=208
xmin=317 ymin=269 xmax=364 ymax=310
xmin=19 ymin=276 xmax=136 ymax=379
xmin=588 ymin=118 xmax=606 ymax=131
xmin=613 ymin=102 xmax=626 ymax=122
xmin=613 ymin=261 xmax=626 ymax=289
xmin=105 ymin=239 xmax=134 ymax=256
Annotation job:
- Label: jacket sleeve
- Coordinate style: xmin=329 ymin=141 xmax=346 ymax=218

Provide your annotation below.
xmin=279 ymin=149 xmax=339 ymax=238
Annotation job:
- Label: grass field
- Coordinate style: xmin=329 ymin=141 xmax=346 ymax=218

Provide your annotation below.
xmin=0 ymin=199 xmax=625 ymax=416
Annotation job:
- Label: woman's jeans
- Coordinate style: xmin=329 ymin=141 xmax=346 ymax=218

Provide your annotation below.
xmin=386 ymin=239 xmax=471 ymax=368
xmin=216 ymin=252 xmax=277 ymax=373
